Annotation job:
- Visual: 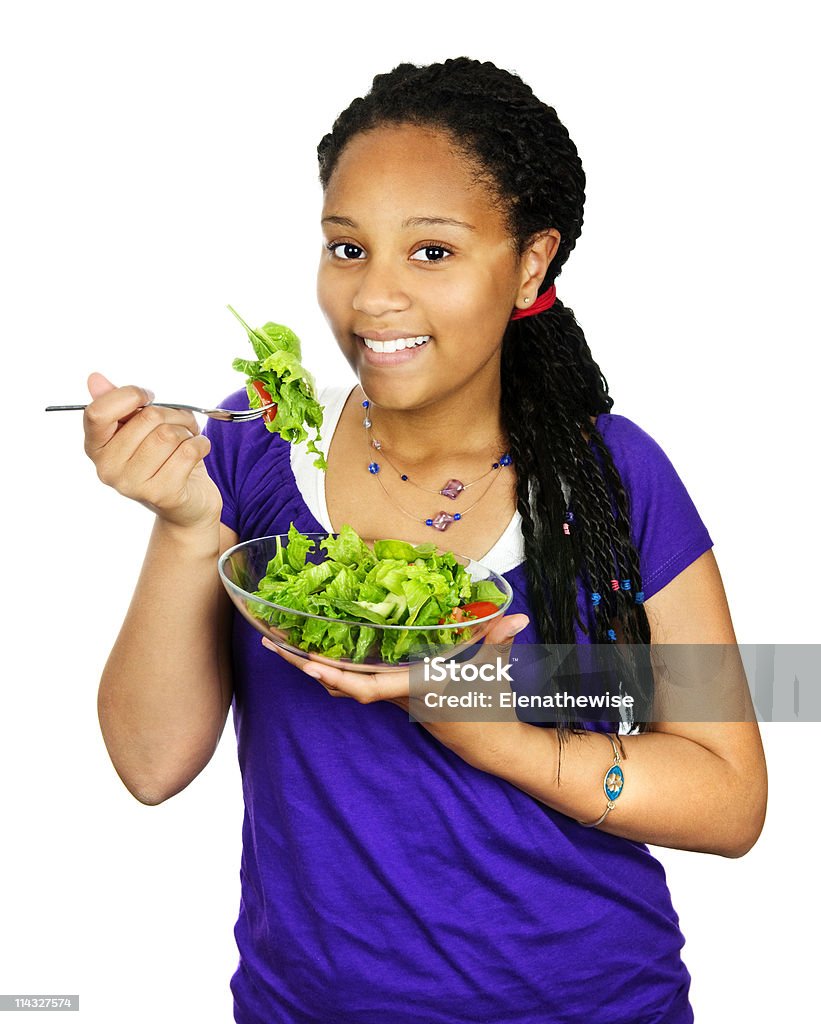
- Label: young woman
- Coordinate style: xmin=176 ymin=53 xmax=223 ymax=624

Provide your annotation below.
xmin=85 ymin=58 xmax=766 ymax=1024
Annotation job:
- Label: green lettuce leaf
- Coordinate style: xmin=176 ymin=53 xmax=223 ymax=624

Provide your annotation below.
xmin=247 ymin=523 xmax=508 ymax=663
xmin=229 ymin=305 xmax=327 ymax=471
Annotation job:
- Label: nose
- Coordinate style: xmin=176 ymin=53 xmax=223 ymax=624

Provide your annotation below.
xmin=352 ymin=258 xmax=411 ymax=318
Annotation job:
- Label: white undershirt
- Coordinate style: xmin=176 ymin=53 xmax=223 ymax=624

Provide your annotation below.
xmin=289 ymin=383 xmax=525 ymax=575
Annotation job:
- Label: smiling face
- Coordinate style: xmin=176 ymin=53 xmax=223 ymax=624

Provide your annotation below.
xmin=317 ymin=123 xmax=539 ymax=414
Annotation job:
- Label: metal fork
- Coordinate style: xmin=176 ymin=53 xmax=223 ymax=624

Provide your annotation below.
xmin=44 ymin=401 xmax=277 ymax=423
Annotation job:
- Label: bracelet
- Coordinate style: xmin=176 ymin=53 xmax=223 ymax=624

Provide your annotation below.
xmin=576 ymin=733 xmax=625 ymax=828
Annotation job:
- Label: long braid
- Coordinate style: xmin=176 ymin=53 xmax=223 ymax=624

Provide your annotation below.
xmin=318 ymin=58 xmax=654 ymax=738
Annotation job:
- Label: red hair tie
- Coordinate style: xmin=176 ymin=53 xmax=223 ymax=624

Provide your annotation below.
xmin=510 ymin=284 xmax=557 ymax=321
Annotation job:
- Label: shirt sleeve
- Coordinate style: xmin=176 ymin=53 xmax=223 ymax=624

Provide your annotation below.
xmin=201 ymin=388 xmax=251 ymax=534
xmin=597 ymin=414 xmax=714 ymax=601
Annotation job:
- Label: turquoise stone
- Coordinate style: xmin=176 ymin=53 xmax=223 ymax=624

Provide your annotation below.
xmin=604 ymin=764 xmax=624 ymax=800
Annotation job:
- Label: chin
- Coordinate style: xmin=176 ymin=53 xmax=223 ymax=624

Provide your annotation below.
xmin=355 ymin=373 xmax=438 ymax=412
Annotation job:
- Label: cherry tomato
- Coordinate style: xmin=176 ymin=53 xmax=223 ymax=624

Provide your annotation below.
xmin=460 ymin=601 xmax=500 ymax=619
xmin=438 ymin=602 xmax=499 ymax=625
xmin=250 ymin=380 xmax=278 ymax=424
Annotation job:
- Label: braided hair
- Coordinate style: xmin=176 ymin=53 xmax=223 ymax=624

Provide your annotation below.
xmin=317 ymin=58 xmax=653 ymax=737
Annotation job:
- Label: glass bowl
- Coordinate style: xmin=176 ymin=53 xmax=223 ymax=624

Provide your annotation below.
xmin=218 ymin=533 xmax=514 ymax=673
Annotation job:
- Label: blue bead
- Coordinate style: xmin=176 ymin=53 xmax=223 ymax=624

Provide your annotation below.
xmin=635 ymin=591 xmax=645 ymax=604
xmin=492 ymin=462 xmax=499 ymax=470
xmin=622 ymin=579 xmax=632 ymax=590
xmin=607 ymin=629 xmax=617 ymax=642
xmin=500 ymin=454 xmax=512 ymax=466
xmin=368 ymin=462 xmax=380 ymax=474
xmin=454 ymin=513 xmax=461 ymax=520
xmin=362 ymin=400 xmax=370 ymax=408
xmin=425 ymin=519 xmax=433 ymax=526
xmin=401 ymin=474 xmax=408 ymax=481
xmin=591 ymin=592 xmax=601 ymax=606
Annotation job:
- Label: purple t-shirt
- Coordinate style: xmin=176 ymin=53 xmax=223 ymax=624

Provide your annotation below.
xmin=205 ymin=385 xmax=712 ymax=1024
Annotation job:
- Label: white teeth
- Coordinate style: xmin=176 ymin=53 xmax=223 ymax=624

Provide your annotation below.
xmin=362 ymin=335 xmax=430 ymax=352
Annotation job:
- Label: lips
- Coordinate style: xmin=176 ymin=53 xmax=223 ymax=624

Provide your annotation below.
xmin=361 ymin=335 xmax=430 ymax=353
xmin=357 ymin=334 xmax=431 ymax=366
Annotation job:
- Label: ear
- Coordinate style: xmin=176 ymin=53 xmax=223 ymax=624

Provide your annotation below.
xmin=515 ymin=229 xmax=561 ymax=310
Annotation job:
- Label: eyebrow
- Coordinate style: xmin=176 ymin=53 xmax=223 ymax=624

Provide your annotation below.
xmin=321 ymin=215 xmax=476 ymax=231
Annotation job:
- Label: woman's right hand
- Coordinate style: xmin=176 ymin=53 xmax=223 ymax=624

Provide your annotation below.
xmin=83 ymin=372 xmax=222 ymax=531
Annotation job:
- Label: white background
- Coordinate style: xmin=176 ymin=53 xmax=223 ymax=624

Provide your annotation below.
xmin=2 ymin=1 xmax=818 ymax=1021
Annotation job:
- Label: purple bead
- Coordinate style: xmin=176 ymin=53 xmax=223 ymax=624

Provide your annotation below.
xmin=368 ymin=462 xmax=380 ymax=474
xmin=492 ymin=463 xmax=499 ymax=470
xmin=453 ymin=513 xmax=461 ymax=520
xmin=425 ymin=519 xmax=433 ymax=527
xmin=431 ymin=511 xmax=455 ymax=531
xmin=362 ymin=400 xmax=370 ymax=408
xmin=439 ymin=478 xmax=464 ymax=500
xmin=401 ymin=474 xmax=408 ymax=481
xmin=500 ymin=454 xmax=512 ymax=466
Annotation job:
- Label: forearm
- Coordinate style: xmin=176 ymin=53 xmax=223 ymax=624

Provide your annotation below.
xmin=97 ymin=516 xmax=232 ymax=804
xmin=441 ymin=720 xmax=766 ymax=858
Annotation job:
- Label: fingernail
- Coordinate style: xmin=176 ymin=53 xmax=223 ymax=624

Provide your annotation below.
xmin=302 ymin=665 xmax=323 ymax=679
xmin=144 ymin=388 xmax=155 ymax=402
xmin=508 ymin=621 xmax=528 ymax=638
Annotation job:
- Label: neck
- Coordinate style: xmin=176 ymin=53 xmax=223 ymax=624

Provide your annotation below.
xmin=357 ymin=375 xmax=507 ymax=466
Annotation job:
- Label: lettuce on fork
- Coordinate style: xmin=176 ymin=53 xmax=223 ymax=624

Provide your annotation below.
xmin=229 ymin=306 xmax=326 ymax=471
xmin=250 ymin=524 xmax=508 ymax=664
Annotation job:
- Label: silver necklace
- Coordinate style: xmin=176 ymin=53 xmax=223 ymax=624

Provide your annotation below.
xmin=360 ymin=398 xmax=512 ymax=532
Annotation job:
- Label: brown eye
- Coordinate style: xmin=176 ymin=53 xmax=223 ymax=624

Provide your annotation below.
xmin=329 ymin=242 xmax=366 ymax=260
xmin=411 ymin=245 xmax=452 ymax=262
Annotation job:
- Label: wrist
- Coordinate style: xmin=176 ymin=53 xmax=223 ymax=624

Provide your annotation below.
xmin=152 ymin=514 xmax=222 ymax=559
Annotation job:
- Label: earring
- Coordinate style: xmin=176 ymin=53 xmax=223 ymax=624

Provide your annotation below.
xmin=523 ymin=296 xmax=531 ymax=305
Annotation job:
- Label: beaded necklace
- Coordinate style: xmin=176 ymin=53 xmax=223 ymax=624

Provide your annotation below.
xmin=360 ymin=398 xmax=512 ymax=532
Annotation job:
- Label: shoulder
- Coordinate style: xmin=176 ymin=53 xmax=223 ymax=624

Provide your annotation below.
xmin=202 ymin=387 xmax=296 ymax=534
xmin=202 ymin=381 xmax=355 ymax=537
xmin=594 ymin=413 xmax=714 ymax=600
xmin=594 ymin=413 xmax=689 ymax=496
xmin=595 ymin=412 xmax=669 ymax=465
